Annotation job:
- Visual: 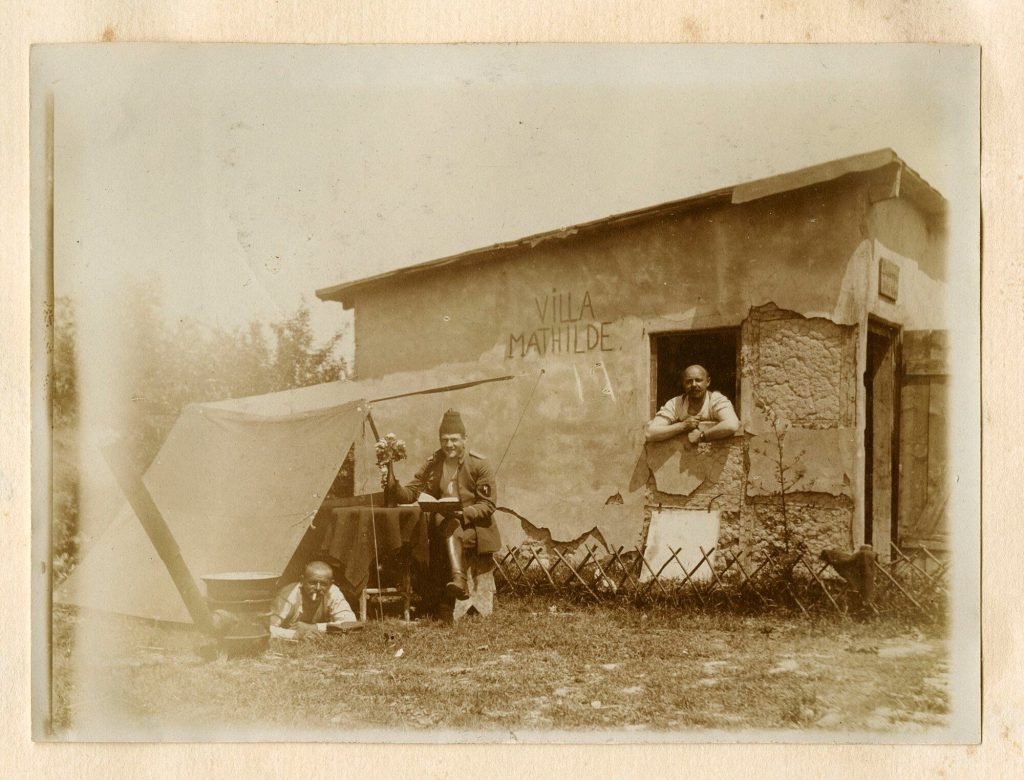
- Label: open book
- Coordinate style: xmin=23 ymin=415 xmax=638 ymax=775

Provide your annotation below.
xmin=416 ymin=493 xmax=462 ymax=513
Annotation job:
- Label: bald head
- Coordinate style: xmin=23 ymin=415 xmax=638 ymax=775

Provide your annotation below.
xmin=301 ymin=561 xmax=334 ymax=601
xmin=304 ymin=561 xmax=333 ymax=580
xmin=683 ymin=364 xmax=709 ymax=381
xmin=682 ymin=365 xmax=710 ymax=399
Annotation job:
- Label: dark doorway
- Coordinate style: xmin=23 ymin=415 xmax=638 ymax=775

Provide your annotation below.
xmin=651 ymin=329 xmax=740 ymax=415
xmin=864 ymin=320 xmax=900 ymax=553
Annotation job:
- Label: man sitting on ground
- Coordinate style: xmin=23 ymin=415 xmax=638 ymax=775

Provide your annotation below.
xmin=645 ymin=364 xmax=740 ymax=444
xmin=270 ymin=560 xmax=357 ymax=640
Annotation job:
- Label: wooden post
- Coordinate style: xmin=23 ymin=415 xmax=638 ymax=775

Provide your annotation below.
xmin=101 ymin=442 xmax=216 ymax=634
xmin=858 ymin=544 xmax=878 ymax=606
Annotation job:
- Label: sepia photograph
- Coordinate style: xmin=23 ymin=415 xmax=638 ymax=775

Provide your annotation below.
xmin=31 ymin=43 xmax=980 ymax=742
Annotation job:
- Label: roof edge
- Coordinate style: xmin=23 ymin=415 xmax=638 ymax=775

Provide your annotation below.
xmin=315 ymin=186 xmax=733 ymax=305
xmin=317 ymin=148 xmax=947 ymax=306
xmin=730 ymin=148 xmax=898 ymax=205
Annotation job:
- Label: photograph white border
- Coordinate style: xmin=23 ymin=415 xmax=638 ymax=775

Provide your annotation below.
xmin=2 ymin=1 xmax=1019 ymax=777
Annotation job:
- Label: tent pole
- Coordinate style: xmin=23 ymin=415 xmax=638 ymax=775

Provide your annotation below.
xmin=101 ymin=442 xmax=216 ymax=634
xmin=365 ymin=409 xmax=381 ymax=440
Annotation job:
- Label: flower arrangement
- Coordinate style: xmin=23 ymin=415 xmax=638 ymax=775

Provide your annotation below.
xmin=375 ymin=433 xmax=407 ymax=490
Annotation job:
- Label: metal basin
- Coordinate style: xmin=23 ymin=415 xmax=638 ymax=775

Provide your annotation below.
xmin=206 ymin=597 xmax=275 ymax=613
xmin=202 ymin=571 xmax=279 ymax=656
xmin=201 ymin=571 xmax=279 ymax=602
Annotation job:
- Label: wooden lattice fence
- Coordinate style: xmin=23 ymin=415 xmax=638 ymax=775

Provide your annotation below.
xmin=491 ymin=540 xmax=948 ymax=623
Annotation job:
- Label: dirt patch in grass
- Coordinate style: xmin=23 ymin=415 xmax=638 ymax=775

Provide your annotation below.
xmin=49 ymin=597 xmax=948 ymax=738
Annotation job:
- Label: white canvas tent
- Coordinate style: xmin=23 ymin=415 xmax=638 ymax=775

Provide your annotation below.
xmin=56 ymin=399 xmax=368 ymax=623
xmin=57 ymin=362 xmax=650 ymax=624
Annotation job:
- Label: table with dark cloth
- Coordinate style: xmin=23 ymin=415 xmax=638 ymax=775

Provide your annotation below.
xmin=319 ymin=506 xmax=427 ymax=596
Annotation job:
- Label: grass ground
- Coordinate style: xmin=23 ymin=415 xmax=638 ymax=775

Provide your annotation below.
xmin=50 ymin=596 xmax=948 ymax=739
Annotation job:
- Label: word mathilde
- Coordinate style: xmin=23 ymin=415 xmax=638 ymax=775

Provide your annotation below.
xmin=506 ymin=289 xmax=614 ymax=358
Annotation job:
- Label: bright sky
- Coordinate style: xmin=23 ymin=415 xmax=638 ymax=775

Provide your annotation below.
xmin=44 ymin=44 xmax=977 ymax=354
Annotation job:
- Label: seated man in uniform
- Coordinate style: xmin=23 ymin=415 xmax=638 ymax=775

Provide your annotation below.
xmin=269 ymin=560 xmax=357 ymax=640
xmin=645 ymin=364 xmax=740 ymax=444
xmin=387 ymin=409 xmax=499 ymax=607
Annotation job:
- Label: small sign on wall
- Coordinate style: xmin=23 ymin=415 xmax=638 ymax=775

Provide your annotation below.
xmin=879 ymin=257 xmax=900 ymax=302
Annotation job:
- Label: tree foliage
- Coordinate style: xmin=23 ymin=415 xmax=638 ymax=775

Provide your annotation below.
xmin=115 ymin=283 xmax=348 ymax=466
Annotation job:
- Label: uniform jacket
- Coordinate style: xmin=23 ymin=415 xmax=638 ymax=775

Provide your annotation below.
xmin=392 ymin=449 xmax=501 ymax=554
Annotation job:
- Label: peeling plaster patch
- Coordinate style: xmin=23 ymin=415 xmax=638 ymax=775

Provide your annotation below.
xmin=747 ymin=428 xmax=857 ymax=498
xmin=744 ymin=303 xmax=858 ymax=431
xmin=495 ymin=509 xmax=531 ymax=549
xmin=496 ymin=505 xmax=642 ymax=552
xmin=671 ymin=443 xmax=747 ymax=512
xmin=498 ymin=471 xmax=646 ymax=548
xmin=757 ymin=320 xmax=850 ymax=424
xmin=644 ymin=437 xmax=731 ymax=497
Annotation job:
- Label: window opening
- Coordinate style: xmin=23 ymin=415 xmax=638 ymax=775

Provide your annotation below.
xmin=650 ymin=328 xmax=741 ymax=416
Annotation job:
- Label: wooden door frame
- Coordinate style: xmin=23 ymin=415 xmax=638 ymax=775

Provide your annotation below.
xmin=865 ymin=317 xmax=902 ymax=551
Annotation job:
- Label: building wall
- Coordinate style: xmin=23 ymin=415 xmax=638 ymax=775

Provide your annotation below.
xmin=647 ymin=302 xmax=858 ymax=564
xmin=341 ymin=175 xmax=945 ymax=560
xmin=350 ymin=177 xmax=875 ymax=380
xmin=866 ymin=197 xmax=946 ymax=284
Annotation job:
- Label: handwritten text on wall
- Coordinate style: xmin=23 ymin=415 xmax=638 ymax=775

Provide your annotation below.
xmin=506 ymin=289 xmax=614 ymax=359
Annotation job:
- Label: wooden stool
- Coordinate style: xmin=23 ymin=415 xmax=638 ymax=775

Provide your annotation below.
xmin=451 ymin=554 xmax=496 ymax=622
xmin=359 ymin=569 xmax=412 ymax=622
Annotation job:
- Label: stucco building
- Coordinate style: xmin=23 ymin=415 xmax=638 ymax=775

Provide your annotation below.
xmin=316 ymin=149 xmax=950 ymax=563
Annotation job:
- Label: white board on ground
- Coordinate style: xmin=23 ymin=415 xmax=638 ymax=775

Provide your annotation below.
xmin=641 ymin=508 xmax=720 ymax=583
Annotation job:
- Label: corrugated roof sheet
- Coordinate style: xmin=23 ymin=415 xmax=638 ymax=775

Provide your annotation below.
xmin=316 ymin=148 xmax=946 ymax=306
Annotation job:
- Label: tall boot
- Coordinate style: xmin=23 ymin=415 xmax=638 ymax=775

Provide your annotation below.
xmin=444 ymin=534 xmax=470 ymax=601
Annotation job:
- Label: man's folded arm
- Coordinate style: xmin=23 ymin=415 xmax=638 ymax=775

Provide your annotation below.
xmin=326 ymin=589 xmax=357 ymax=625
xmin=703 ymin=397 xmax=740 ymax=439
xmin=645 ymin=416 xmax=690 ymax=442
